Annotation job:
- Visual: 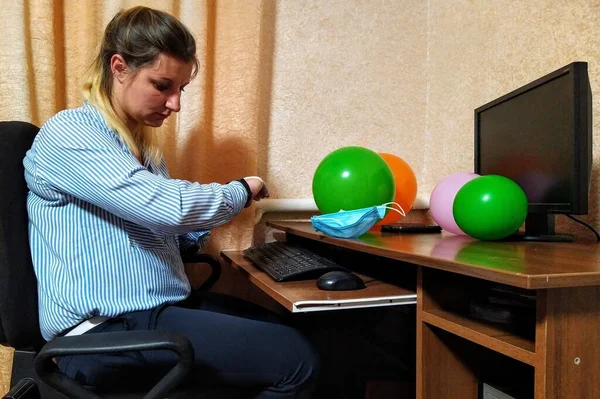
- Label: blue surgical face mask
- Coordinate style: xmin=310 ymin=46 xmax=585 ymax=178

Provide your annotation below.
xmin=311 ymin=202 xmax=405 ymax=239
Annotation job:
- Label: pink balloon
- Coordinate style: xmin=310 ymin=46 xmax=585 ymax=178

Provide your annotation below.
xmin=430 ymin=172 xmax=480 ymax=235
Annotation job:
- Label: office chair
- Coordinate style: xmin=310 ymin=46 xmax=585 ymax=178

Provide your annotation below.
xmin=0 ymin=121 xmax=241 ymax=399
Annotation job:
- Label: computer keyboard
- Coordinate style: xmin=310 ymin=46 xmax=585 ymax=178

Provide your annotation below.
xmin=243 ymin=241 xmax=349 ymax=282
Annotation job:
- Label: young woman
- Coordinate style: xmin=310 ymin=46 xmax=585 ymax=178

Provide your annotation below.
xmin=24 ymin=6 xmax=319 ymax=398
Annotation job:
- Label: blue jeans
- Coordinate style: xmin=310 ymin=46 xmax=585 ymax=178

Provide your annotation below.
xmin=56 ymin=292 xmax=320 ymax=398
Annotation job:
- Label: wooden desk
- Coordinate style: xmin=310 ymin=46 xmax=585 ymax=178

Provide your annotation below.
xmin=221 ymin=221 xmax=600 ymax=399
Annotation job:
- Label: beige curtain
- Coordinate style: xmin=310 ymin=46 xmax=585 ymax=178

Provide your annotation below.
xmin=0 ymin=0 xmax=275 ymax=392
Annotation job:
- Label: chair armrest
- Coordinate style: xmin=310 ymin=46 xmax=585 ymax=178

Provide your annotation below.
xmin=34 ymin=331 xmax=194 ymax=399
xmin=182 ymin=253 xmax=221 ymax=291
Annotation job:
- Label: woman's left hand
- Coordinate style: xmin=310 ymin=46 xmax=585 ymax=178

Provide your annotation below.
xmin=244 ymin=176 xmax=270 ymax=201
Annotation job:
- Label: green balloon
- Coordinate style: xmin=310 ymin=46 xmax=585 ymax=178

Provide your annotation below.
xmin=453 ymin=175 xmax=528 ymax=240
xmin=312 ymin=146 xmax=395 ymax=214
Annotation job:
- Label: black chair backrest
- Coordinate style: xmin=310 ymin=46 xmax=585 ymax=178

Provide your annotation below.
xmin=0 ymin=121 xmax=45 ymax=350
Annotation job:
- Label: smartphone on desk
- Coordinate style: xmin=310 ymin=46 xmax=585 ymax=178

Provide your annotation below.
xmin=381 ymin=223 xmax=442 ymax=234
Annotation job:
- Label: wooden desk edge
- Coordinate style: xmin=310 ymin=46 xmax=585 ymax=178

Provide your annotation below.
xmin=267 ymin=221 xmax=600 ymax=290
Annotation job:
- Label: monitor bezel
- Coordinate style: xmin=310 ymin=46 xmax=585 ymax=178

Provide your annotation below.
xmin=474 ymin=62 xmax=591 ymax=215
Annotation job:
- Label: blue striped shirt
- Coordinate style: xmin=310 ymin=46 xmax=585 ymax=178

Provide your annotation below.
xmin=24 ymin=102 xmax=249 ymax=340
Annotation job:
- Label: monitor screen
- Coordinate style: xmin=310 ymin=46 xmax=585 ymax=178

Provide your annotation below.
xmin=475 ymin=62 xmax=591 ymax=217
xmin=477 ymin=74 xmax=573 ymax=210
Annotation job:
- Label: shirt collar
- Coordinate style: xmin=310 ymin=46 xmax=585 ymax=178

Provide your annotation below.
xmin=82 ymin=101 xmax=110 ymax=127
xmin=82 ymin=101 xmax=132 ymax=154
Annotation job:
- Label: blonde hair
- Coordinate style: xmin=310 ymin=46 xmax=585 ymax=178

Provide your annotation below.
xmin=82 ymin=6 xmax=199 ymax=164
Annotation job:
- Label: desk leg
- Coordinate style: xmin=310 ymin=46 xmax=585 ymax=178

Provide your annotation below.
xmin=535 ymin=286 xmax=600 ymax=399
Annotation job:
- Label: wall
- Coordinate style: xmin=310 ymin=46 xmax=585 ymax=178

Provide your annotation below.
xmin=266 ymin=0 xmax=428 ymax=200
xmin=424 ymin=0 xmax=600 ymax=238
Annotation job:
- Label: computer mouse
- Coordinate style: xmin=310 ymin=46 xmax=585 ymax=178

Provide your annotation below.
xmin=316 ymin=271 xmax=365 ymax=291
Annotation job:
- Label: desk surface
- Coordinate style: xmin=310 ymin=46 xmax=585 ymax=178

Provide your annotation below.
xmin=268 ymin=221 xmax=600 ymax=289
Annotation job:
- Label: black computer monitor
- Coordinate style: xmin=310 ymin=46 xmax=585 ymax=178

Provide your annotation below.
xmin=474 ymin=62 xmax=592 ymax=242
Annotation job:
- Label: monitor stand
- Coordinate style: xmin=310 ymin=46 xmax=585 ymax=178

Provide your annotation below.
xmin=504 ymin=214 xmax=574 ymax=243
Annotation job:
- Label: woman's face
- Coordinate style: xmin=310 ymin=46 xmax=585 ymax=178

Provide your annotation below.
xmin=112 ymin=53 xmax=194 ymax=131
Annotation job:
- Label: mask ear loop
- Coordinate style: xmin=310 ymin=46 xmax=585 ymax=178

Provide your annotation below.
xmin=382 ymin=202 xmax=406 ymax=216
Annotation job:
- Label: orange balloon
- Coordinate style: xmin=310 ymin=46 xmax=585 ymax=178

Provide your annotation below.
xmin=375 ymin=153 xmax=418 ymax=226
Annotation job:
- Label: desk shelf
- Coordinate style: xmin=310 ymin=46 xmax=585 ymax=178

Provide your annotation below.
xmin=419 ymin=267 xmax=537 ymax=355
xmin=417 ymin=266 xmax=600 ymax=399
xmin=422 ymin=309 xmax=535 ymax=365
xmin=420 ymin=324 xmax=535 ymax=399
xmin=418 ymin=267 xmax=539 ymax=398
